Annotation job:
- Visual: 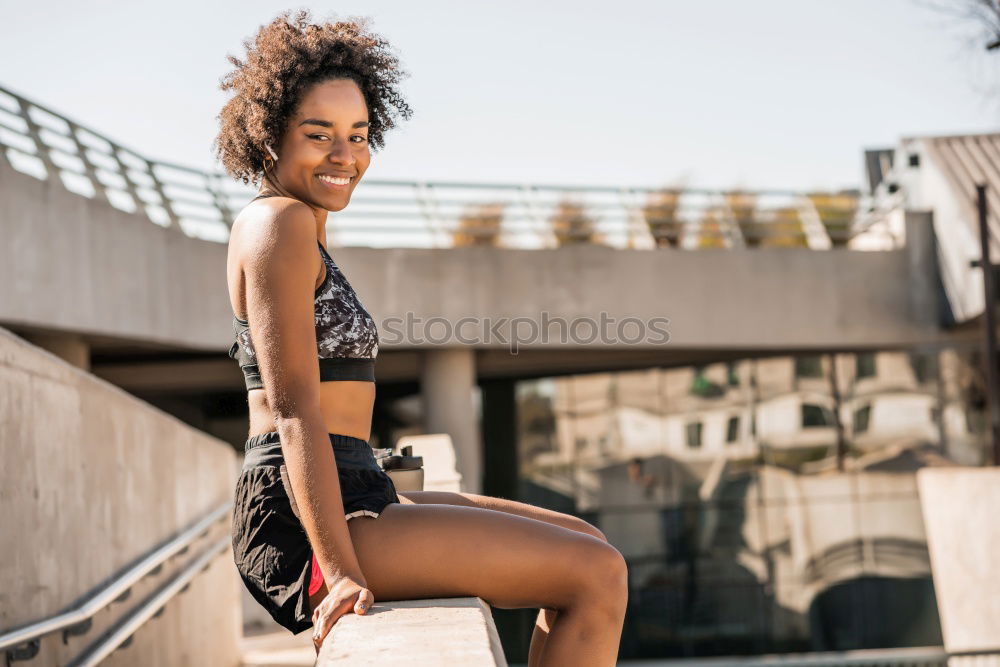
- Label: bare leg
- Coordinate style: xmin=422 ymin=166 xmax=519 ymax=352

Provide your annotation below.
xmin=539 ymin=592 xmax=625 ymax=667
xmin=529 ymin=608 xmax=558 ymax=667
xmin=312 ymin=502 xmax=627 ymax=666
xmin=396 ymin=490 xmax=613 ymax=667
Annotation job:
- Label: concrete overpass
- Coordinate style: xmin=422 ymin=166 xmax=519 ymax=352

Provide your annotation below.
xmin=1 ymin=151 xmax=969 ymax=490
xmin=0 ymin=147 xmax=953 ymax=357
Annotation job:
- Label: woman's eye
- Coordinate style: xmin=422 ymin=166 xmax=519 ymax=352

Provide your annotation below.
xmin=309 ymin=134 xmax=367 ymax=143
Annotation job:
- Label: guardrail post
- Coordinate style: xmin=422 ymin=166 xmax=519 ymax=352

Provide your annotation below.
xmin=16 ymin=97 xmax=61 ymax=187
xmin=206 ymin=171 xmax=236 ymax=231
xmin=107 ymin=143 xmax=146 ymax=216
xmin=144 ymin=159 xmax=180 ymax=229
xmin=65 ymin=121 xmax=110 ymax=207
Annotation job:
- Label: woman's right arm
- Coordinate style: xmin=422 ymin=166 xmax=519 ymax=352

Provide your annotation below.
xmin=240 ymin=201 xmax=372 ymax=645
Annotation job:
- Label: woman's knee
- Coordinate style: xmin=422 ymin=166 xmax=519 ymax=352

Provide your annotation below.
xmin=568 ymin=539 xmax=629 ymax=609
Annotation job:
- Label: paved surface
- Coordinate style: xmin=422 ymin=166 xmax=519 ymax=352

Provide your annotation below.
xmin=241 ymin=628 xmax=315 ymax=667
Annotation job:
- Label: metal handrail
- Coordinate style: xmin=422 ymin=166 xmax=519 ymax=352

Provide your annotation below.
xmin=0 ymin=501 xmax=231 ymax=661
xmin=66 ymin=537 xmax=231 ymax=667
xmin=0 ymin=82 xmax=894 ymax=250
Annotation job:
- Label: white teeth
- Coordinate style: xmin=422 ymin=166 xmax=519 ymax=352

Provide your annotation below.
xmin=317 ymin=175 xmax=351 ymax=185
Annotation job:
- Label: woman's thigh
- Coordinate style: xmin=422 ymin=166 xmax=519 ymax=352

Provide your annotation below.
xmin=343 ymin=502 xmax=622 ymax=611
xmin=398 ymin=490 xmax=606 ymax=541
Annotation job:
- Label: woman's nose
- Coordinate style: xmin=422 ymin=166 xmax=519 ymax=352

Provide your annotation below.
xmin=326 ymin=138 xmax=354 ymax=164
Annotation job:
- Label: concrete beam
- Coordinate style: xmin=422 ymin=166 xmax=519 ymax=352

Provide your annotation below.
xmin=21 ymin=331 xmax=90 ymax=370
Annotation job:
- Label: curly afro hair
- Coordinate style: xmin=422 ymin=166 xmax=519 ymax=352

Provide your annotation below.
xmin=213 ymin=9 xmax=413 ymax=186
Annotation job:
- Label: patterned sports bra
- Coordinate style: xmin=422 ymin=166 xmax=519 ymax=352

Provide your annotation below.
xmin=228 ymin=193 xmax=379 ymax=390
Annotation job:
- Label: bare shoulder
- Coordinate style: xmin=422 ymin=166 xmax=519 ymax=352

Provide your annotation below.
xmin=231 ymin=197 xmax=317 ymax=265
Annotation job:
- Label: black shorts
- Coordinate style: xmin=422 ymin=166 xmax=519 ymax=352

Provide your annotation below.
xmin=232 ymin=431 xmax=401 ymax=634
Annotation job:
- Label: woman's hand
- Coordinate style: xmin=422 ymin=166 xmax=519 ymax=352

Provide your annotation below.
xmin=311 ymin=575 xmax=375 ymax=653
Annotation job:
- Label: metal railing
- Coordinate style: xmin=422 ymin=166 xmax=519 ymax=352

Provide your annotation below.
xmin=0 ymin=82 xmax=896 ymax=250
xmin=0 ymin=502 xmax=231 ymax=664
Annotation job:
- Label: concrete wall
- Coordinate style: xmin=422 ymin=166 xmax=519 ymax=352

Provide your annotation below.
xmin=917 ymin=467 xmax=1000 ymax=660
xmin=0 ymin=326 xmax=241 ymax=666
xmin=896 ymin=138 xmax=987 ymax=324
xmin=0 ymin=160 xmax=230 ymax=349
xmin=0 ymin=159 xmax=947 ymax=354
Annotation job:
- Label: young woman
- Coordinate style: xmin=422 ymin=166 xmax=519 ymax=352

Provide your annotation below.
xmin=214 ymin=11 xmax=628 ymax=665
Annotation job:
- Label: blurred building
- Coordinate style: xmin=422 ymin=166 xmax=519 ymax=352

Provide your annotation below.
xmin=862 ymin=132 xmax=1000 ymax=325
xmin=516 ymin=346 xmax=989 ymax=654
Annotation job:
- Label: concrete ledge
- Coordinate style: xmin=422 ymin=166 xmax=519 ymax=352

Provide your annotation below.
xmin=317 ymin=597 xmax=506 ymax=666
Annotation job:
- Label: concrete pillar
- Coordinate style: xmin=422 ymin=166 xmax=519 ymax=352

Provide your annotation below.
xmin=905 ymin=210 xmax=945 ymax=327
xmin=421 ymin=348 xmax=481 ymax=494
xmin=23 ymin=332 xmax=90 ymax=370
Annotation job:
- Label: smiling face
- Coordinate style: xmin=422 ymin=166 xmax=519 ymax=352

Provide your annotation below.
xmin=269 ymin=77 xmax=371 ymax=213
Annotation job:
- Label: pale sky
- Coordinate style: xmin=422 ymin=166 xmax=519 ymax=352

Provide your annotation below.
xmin=1 ymin=0 xmax=998 ymax=192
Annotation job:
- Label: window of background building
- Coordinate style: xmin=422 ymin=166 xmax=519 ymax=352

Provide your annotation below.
xmin=856 ymin=352 xmax=876 ymax=379
xmin=690 ymin=365 xmax=714 ymax=397
xmin=690 ymin=364 xmax=727 ymax=398
xmin=909 ymin=351 xmax=936 ymax=385
xmin=726 ymin=415 xmax=739 ymax=443
xmin=686 ymin=421 xmax=702 ymax=448
xmin=794 ymin=355 xmax=823 ymax=378
xmin=853 ymin=404 xmax=871 ymax=433
xmin=801 ymin=403 xmax=830 ymax=428
xmin=726 ymin=361 xmax=739 ymax=386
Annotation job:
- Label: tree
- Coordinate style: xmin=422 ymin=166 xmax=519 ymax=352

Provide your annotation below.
xmin=725 ymin=190 xmax=759 ymax=247
xmin=642 ymin=186 xmax=685 ymax=248
xmin=550 ymin=199 xmax=601 ymax=246
xmin=760 ymin=206 xmax=809 ymax=248
xmin=452 ymin=202 xmax=505 ymax=247
xmin=917 ymin=0 xmax=1000 ymax=51
xmin=807 ymin=190 xmax=859 ymax=247
xmin=695 ymin=205 xmax=728 ymax=248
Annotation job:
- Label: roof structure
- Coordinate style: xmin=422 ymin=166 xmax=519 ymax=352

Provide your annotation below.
xmin=919 ymin=132 xmax=1000 ymax=241
xmin=864 ymin=148 xmax=895 ymax=195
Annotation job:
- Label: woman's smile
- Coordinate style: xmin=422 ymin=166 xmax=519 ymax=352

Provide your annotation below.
xmin=315 ymin=173 xmax=354 ymax=190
